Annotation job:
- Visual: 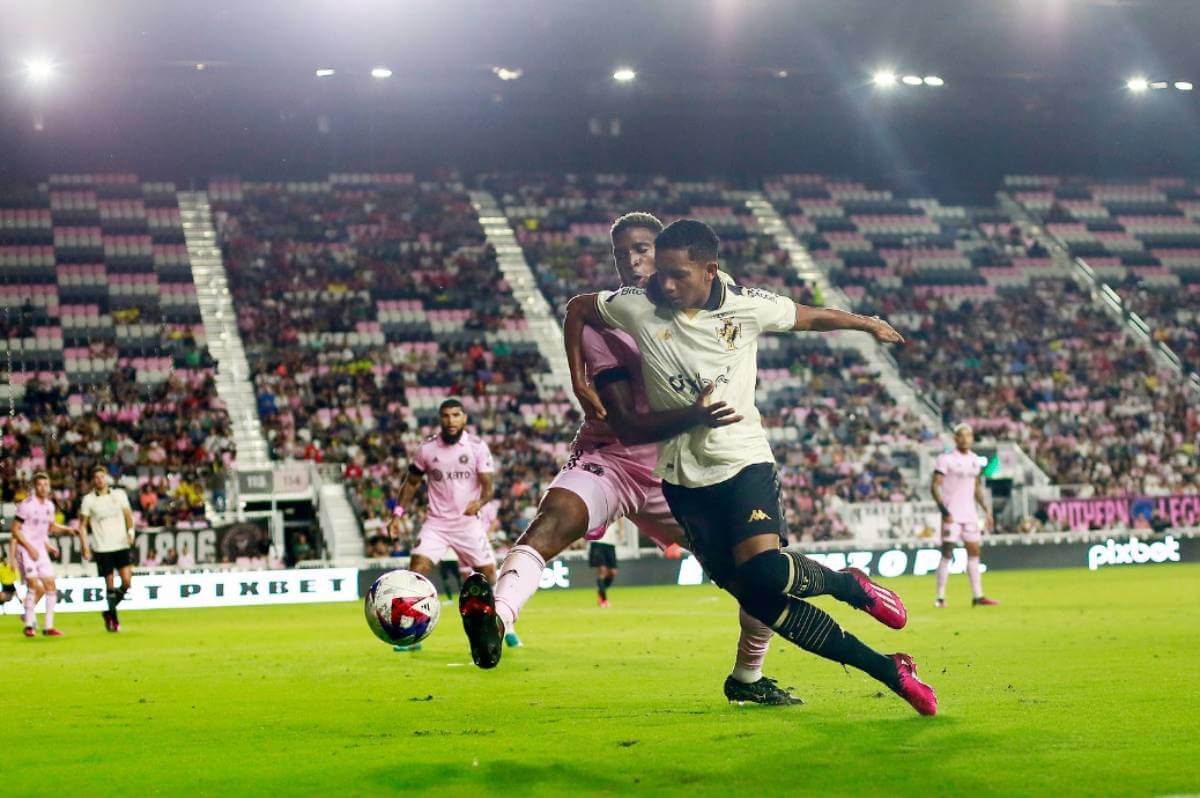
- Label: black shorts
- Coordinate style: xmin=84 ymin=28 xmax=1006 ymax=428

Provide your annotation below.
xmin=95 ymin=548 xmax=133 ymax=577
xmin=588 ymin=542 xmax=618 ymax=569
xmin=1 ymin=583 xmax=15 ymax=594
xmin=661 ymin=462 xmax=787 ymax=590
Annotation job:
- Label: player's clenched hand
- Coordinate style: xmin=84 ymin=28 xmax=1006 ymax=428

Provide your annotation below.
xmin=690 ymin=383 xmax=743 ymax=429
xmin=868 ymin=317 xmax=905 ymax=344
xmin=46 ymin=541 xmax=60 ymax=559
xmin=573 ymin=379 xmax=607 ymax=420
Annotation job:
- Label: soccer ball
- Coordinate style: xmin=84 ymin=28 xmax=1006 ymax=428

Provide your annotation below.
xmin=364 ymin=570 xmax=441 ymax=647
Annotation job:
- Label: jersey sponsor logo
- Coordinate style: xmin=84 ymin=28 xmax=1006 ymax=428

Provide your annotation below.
xmin=716 ymin=318 xmax=742 ymax=350
xmin=739 ymin=286 xmax=778 ymax=302
xmin=747 ymin=508 xmax=772 ymax=522
xmin=607 ymin=286 xmax=644 ymax=302
xmin=667 ymin=372 xmax=730 ymax=397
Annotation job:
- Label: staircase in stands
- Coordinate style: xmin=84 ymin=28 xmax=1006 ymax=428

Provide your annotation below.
xmin=177 ymin=191 xmax=272 ymax=470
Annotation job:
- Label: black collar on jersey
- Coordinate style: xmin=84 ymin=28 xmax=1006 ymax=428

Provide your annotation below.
xmin=645 ymin=270 xmax=727 ymax=312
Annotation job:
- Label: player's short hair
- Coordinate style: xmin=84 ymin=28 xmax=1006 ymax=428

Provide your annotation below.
xmin=439 ymin=398 xmax=465 ymax=414
xmin=953 ymin=423 xmax=973 ymax=435
xmin=610 ymin=212 xmax=664 ymax=242
xmin=654 ymin=219 xmax=720 ymax=264
xmin=32 ymin=471 xmax=50 ymax=482
xmin=92 ymin=466 xmax=109 ymax=477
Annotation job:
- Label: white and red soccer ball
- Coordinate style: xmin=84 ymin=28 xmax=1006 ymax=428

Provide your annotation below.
xmin=364 ymin=570 xmax=441 ymax=647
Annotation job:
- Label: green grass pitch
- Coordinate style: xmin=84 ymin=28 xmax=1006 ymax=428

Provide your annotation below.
xmin=3 ymin=564 xmax=1198 ymax=797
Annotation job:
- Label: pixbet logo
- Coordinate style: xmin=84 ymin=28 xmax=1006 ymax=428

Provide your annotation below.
xmin=1087 ymin=536 xmax=1180 ymax=571
xmin=538 ymin=560 xmax=571 ymax=589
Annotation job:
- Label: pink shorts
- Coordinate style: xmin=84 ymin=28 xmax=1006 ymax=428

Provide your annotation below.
xmin=412 ymin=518 xmax=496 ymax=570
xmin=18 ymin=549 xmax=55 ymax=580
xmin=548 ymin=447 xmax=684 ymax=550
xmin=940 ymin=520 xmax=982 ymax=544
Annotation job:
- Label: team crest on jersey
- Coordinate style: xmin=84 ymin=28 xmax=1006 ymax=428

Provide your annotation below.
xmin=429 ymin=469 xmax=444 ymax=482
xmin=459 ymin=454 xmax=470 ymax=465
xmin=716 ymin=318 xmax=742 ymax=350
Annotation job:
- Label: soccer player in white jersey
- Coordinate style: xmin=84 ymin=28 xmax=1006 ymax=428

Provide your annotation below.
xmin=80 ymin=466 xmax=138 ymax=631
xmin=588 ymin=520 xmax=621 ymax=608
xmin=460 ymin=212 xmax=800 ymax=706
xmin=563 ymin=219 xmax=938 ymax=715
xmin=10 ymin=472 xmax=78 ymax=637
xmin=389 ymin=398 xmax=518 ymax=648
xmin=931 ymin=423 xmax=998 ymax=607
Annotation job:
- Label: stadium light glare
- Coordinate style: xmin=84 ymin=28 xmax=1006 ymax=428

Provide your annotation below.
xmin=1150 ymin=81 xmax=1168 ymax=90
xmin=370 ymin=66 xmax=392 ymax=79
xmin=315 ymin=68 xmax=336 ymax=78
xmin=25 ymin=58 xmax=55 ymax=82
xmin=872 ymin=70 xmax=897 ymax=88
xmin=492 ymin=66 xmax=523 ymax=81
xmin=1126 ymin=77 xmax=1149 ymax=93
xmin=612 ymin=67 xmax=637 ymax=83
xmin=901 ymin=75 xmax=923 ymax=86
xmin=1176 ymin=81 xmax=1194 ymax=91
xmin=923 ymin=75 xmax=944 ymax=87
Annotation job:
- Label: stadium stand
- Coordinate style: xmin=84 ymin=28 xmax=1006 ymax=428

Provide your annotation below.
xmin=210 ymin=173 xmax=575 ymax=554
xmin=1 ymin=174 xmax=233 ymax=537
xmin=767 ymin=174 xmax=1200 ymax=498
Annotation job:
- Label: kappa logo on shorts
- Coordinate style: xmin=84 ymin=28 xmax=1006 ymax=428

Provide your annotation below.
xmin=747 ymin=508 xmax=772 ymax=522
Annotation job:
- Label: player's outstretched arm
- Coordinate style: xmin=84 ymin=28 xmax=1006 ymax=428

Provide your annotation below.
xmin=793 ymin=305 xmax=905 ymax=343
xmin=389 ymin=468 xmax=424 ymax=538
xmin=598 ymin=379 xmax=741 ymax=446
xmin=464 ymin=473 xmax=494 ymax=517
xmin=564 ymin=293 xmax=609 ymax=419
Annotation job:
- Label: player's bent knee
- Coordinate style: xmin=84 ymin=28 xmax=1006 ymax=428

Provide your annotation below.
xmin=408 ymin=555 xmax=435 ymax=575
xmin=736 ymin=550 xmax=790 ymax=596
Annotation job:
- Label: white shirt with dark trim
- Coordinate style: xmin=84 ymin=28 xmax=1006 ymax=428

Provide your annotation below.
xmin=595 ymin=277 xmax=796 ymax=489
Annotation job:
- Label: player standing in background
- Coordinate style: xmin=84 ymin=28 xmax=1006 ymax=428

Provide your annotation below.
xmin=389 ymin=398 xmax=519 ymax=649
xmin=461 ymin=213 xmax=800 ymax=706
xmin=80 ymin=466 xmax=138 ymax=631
xmin=931 ymin=424 xmax=998 ymax=607
xmin=589 ymin=520 xmax=621 ymax=607
xmin=564 ymin=219 xmax=938 ymax=715
xmin=10 ymin=472 xmax=78 ymax=637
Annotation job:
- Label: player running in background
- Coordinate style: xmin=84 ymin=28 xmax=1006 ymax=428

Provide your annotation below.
xmin=80 ymin=466 xmax=138 ymax=631
xmin=589 ymin=520 xmax=621 ymax=607
xmin=564 ymin=219 xmax=937 ymax=715
xmin=931 ymin=424 xmax=998 ymax=607
xmin=389 ymin=398 xmax=519 ymax=649
xmin=461 ymin=213 xmax=800 ymax=706
xmin=10 ymin=472 xmax=78 ymax=637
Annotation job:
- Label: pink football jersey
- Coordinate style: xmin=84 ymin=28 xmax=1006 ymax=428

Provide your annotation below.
xmin=571 ymin=325 xmax=658 ymax=470
xmin=411 ymin=433 xmax=494 ymax=521
xmin=14 ymin=495 xmax=54 ymax=554
xmin=935 ymin=449 xmax=982 ymax=524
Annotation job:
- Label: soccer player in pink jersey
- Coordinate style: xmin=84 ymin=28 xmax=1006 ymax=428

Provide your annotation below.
xmin=459 ymin=212 xmax=800 ymax=705
xmin=931 ymin=424 xmax=999 ymax=607
xmin=10 ymin=472 xmax=80 ymax=637
xmin=389 ymin=398 xmax=515 ymax=648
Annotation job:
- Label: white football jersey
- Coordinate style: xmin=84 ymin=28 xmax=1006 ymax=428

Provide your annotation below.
xmin=596 ymin=275 xmax=796 ymax=488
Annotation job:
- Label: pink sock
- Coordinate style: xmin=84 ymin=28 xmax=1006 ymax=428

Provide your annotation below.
xmin=732 ymin=607 xmax=772 ymax=683
xmin=494 ymin=544 xmax=546 ymax=630
xmin=23 ymin=591 xmax=37 ymax=627
xmin=44 ymin=592 xmax=56 ymax=630
xmin=967 ymin=556 xmax=984 ymax=599
xmin=935 ymin=556 xmax=951 ymax=599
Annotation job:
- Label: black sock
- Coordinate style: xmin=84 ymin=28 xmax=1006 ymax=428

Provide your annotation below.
xmin=115 ymin=585 xmax=129 ymax=605
xmin=602 ymin=574 xmax=614 ymax=589
xmin=597 ymin=578 xmax=607 ymax=600
xmin=106 ymin=588 xmax=119 ymax=613
xmin=741 ymin=550 xmax=867 ymax=607
xmin=774 ymin=597 xmax=898 ymax=687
